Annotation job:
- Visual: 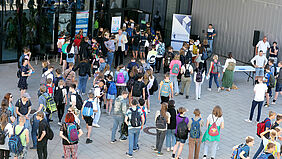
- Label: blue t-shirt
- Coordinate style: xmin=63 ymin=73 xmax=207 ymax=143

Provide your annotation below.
xmin=265 ymin=73 xmax=271 ymax=86
xmin=39 ymin=93 xmax=49 ymax=113
xmin=241 ymin=145 xmax=250 ymax=157
xmin=207 ymin=28 xmax=216 ymax=40
xmin=127 ymin=62 xmax=139 ymax=70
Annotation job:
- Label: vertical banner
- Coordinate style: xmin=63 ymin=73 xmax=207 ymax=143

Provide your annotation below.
xmin=111 ymin=16 xmax=121 ymax=33
xmin=171 ymin=14 xmax=192 ymax=51
xmin=76 ymin=11 xmax=89 ymax=37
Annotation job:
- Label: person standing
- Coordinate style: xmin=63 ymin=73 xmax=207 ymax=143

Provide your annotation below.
xmin=158 ymin=73 xmax=173 ymax=104
xmin=221 ymin=52 xmax=236 ymax=91
xmin=269 ymin=42 xmax=279 ymax=64
xmin=36 ymin=112 xmax=48 ymax=159
xmin=54 ymin=80 xmax=68 ymax=125
xmin=166 ymin=100 xmax=176 ymax=152
xmin=36 ymin=86 xmax=52 ymax=123
xmin=206 ymin=24 xmax=216 ymax=52
xmin=272 ymin=61 xmax=282 ymax=105
xmin=207 ymin=55 xmax=221 ymax=92
xmin=114 ymin=65 xmax=129 ymax=96
xmin=115 ymin=29 xmax=128 ymax=68
xmin=202 ymin=106 xmax=224 ymax=159
xmin=18 ymin=59 xmax=32 ymax=97
xmin=104 ymin=34 xmax=116 ymax=69
xmin=256 ymin=36 xmax=270 ymax=57
xmin=251 ymin=50 xmax=268 ymax=83
xmin=0 ymin=113 xmax=13 ymax=159
xmin=245 ymin=78 xmax=268 ymax=123
xmin=15 ymin=93 xmax=32 ymax=128
xmin=169 ymin=54 xmax=182 ymax=96
xmin=194 ymin=64 xmax=205 ymax=100
xmin=155 ymin=38 xmax=165 ymax=73
xmin=73 ymin=59 xmax=91 ymax=95
xmin=179 ymin=59 xmax=193 ymax=99
xmin=79 ymin=37 xmax=92 ymax=60
xmin=63 ymin=62 xmax=76 ymax=92
xmin=124 ymin=99 xmax=144 ymax=158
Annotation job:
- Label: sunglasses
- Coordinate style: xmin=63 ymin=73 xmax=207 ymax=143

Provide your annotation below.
xmin=68 ymin=110 xmax=72 ymax=112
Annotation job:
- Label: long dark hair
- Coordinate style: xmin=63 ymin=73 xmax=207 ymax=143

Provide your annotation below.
xmin=66 ymin=41 xmax=74 ymax=53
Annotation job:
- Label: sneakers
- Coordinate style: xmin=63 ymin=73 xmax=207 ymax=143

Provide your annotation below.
xmin=93 ymin=124 xmax=100 ymax=128
xmin=179 ymin=92 xmax=184 ymax=95
xmin=111 ymin=139 xmax=117 ymax=143
xmin=186 ymin=96 xmax=189 ymax=99
xmin=167 ymin=147 xmax=170 ymax=152
xmin=86 ymin=138 xmax=93 ymax=144
xmin=153 ymin=148 xmax=158 ymax=152
xmin=148 ymin=110 xmax=150 ymax=113
xmin=217 ymin=87 xmax=221 ymax=92
xmin=157 ymin=152 xmax=163 ymax=156
xmin=175 ymin=93 xmax=179 ymax=96
xmin=120 ymin=137 xmax=127 ymax=141
xmin=272 ymin=101 xmax=276 ymax=105
xmin=171 ymin=147 xmax=174 ymax=151
xmin=245 ymin=119 xmax=252 ymax=123
xmin=58 ymin=122 xmax=62 ymax=126
xmin=264 ymin=103 xmax=269 ymax=107
xmin=207 ymin=88 xmax=211 ymax=91
xmin=126 ymin=152 xmax=133 ymax=158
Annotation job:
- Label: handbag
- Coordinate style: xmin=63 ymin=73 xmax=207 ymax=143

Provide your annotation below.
xmin=208 ymin=116 xmax=219 ymax=136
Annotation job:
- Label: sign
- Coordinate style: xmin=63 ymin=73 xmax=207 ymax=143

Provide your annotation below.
xmin=76 ymin=11 xmax=89 ymax=37
xmin=171 ymin=14 xmax=192 ymax=51
xmin=111 ymin=16 xmax=121 ymax=33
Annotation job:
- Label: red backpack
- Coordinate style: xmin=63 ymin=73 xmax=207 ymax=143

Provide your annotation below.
xmin=257 ymin=118 xmax=271 ymax=137
xmin=208 ymin=116 xmax=219 ymax=136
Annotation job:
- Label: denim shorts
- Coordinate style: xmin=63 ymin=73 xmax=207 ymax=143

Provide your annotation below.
xmin=107 ymin=94 xmax=115 ymax=100
xmin=132 ymin=45 xmax=139 ymax=51
xmin=176 ymin=137 xmax=186 ymax=144
xmin=276 ymin=82 xmax=282 ymax=92
xmin=255 ymin=67 xmax=264 ymax=77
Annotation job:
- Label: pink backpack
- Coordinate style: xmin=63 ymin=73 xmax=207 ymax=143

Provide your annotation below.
xmin=117 ymin=72 xmax=125 ymax=84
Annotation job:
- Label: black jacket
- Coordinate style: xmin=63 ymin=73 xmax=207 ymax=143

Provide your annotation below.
xmin=79 ymin=41 xmax=92 ymax=60
xmin=167 ymin=108 xmax=176 ymax=129
xmin=73 ymin=61 xmax=91 ymax=77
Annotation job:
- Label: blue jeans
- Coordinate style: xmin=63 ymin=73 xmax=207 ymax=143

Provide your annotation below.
xmin=128 ymin=128 xmax=141 ymax=155
xmin=31 ymin=117 xmax=39 ymax=147
xmin=111 ymin=115 xmax=123 ymax=141
xmin=208 ymin=40 xmax=213 ymax=52
xmin=107 ymin=52 xmax=114 ymax=69
xmin=253 ymin=140 xmax=264 ymax=159
xmin=203 ymin=141 xmax=218 ymax=158
xmin=249 ymin=100 xmax=263 ymax=122
xmin=93 ymin=102 xmax=101 ymax=125
xmin=170 ymin=75 xmax=179 ymax=94
xmin=209 ymin=73 xmax=220 ymax=88
xmin=78 ymin=75 xmax=88 ymax=94
xmin=166 ymin=129 xmax=176 ymax=148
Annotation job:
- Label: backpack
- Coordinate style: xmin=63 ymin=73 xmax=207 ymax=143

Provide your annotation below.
xmin=190 ymin=118 xmax=201 ymax=138
xmin=172 ymin=63 xmax=180 ymax=74
xmin=160 ymin=80 xmax=171 ymax=97
xmin=149 ymin=78 xmax=158 ymax=95
xmin=121 ymin=122 xmax=128 ymax=136
xmin=66 ymin=123 xmax=79 ymax=143
xmin=208 ymin=117 xmax=219 ymax=136
xmin=141 ymin=106 xmax=147 ymax=125
xmin=192 ymin=45 xmax=198 ymax=55
xmin=184 ymin=64 xmax=191 ymax=78
xmin=157 ymin=43 xmax=165 ymax=56
xmin=268 ymin=73 xmax=275 ymax=88
xmin=46 ymin=123 xmax=54 ymax=140
xmin=54 ymin=76 xmax=64 ymax=87
xmin=116 ymin=72 xmax=125 ymax=84
xmin=196 ymin=69 xmax=203 ymax=82
xmin=0 ymin=128 xmax=6 ymax=145
xmin=82 ymin=100 xmax=94 ymax=117
xmin=8 ymin=127 xmax=25 ymax=154
xmin=108 ymin=81 xmax=117 ymax=95
xmin=257 ymin=118 xmax=271 ymax=137
xmin=42 ymin=94 xmax=57 ymax=114
xmin=176 ymin=117 xmax=189 ymax=140
xmin=40 ymin=72 xmax=52 ymax=84
xmin=130 ymin=108 xmax=142 ymax=127
xmin=75 ymin=92 xmax=83 ymax=110
xmin=156 ymin=114 xmax=167 ymax=129
xmin=231 ymin=144 xmax=247 ymax=159
xmin=257 ymin=153 xmax=272 ymax=159
xmin=132 ymin=82 xmax=143 ymax=97
xmin=201 ymin=48 xmax=208 ymax=60
xmin=212 ymin=61 xmax=220 ymax=73
xmin=54 ymin=87 xmax=64 ymax=105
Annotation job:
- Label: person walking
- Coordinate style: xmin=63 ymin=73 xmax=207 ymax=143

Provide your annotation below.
xmin=12 ymin=116 xmax=29 ymax=159
xmin=73 ymin=59 xmax=91 ymax=95
xmin=54 ymin=80 xmax=67 ymax=125
xmin=0 ymin=113 xmax=13 ymax=159
xmin=207 ymin=55 xmax=221 ymax=92
xmin=221 ymin=52 xmax=236 ymax=91
xmin=18 ymin=59 xmax=32 ymax=97
xmin=179 ymin=59 xmax=193 ymax=99
xmin=166 ymin=100 xmax=176 ymax=152
xmin=115 ymin=29 xmax=128 ymax=68
xmin=169 ymin=54 xmax=182 ymax=96
xmin=194 ymin=63 xmax=205 ymax=100
xmin=158 ymin=73 xmax=173 ymax=104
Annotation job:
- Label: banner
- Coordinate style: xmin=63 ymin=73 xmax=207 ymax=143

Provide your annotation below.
xmin=76 ymin=11 xmax=89 ymax=37
xmin=171 ymin=14 xmax=192 ymax=51
xmin=111 ymin=16 xmax=121 ymax=33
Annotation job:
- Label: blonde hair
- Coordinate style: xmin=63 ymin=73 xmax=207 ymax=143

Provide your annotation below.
xmin=174 ymin=54 xmax=180 ymax=60
xmin=213 ymin=55 xmax=218 ymax=60
xmin=42 ymin=61 xmax=48 ymax=68
xmin=245 ymin=136 xmax=254 ymax=144
xmin=193 ymin=109 xmax=201 ymax=116
xmin=104 ymin=64 xmax=110 ymax=73
xmin=58 ymin=80 xmax=65 ymax=86
xmin=143 ymin=73 xmax=149 ymax=85
xmin=178 ymin=107 xmax=187 ymax=114
xmin=270 ymin=130 xmax=277 ymax=138
xmin=269 ymin=111 xmax=276 ymax=118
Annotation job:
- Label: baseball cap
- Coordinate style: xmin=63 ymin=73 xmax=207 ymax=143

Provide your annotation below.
xmin=22 ymin=93 xmax=31 ymax=99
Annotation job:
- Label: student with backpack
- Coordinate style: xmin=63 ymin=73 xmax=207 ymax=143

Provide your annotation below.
xmin=207 ymin=55 xmax=221 ymax=92
xmin=170 ymin=54 xmax=182 ymax=96
xmin=124 ymin=99 xmax=145 ymax=158
xmin=92 ymin=81 xmax=105 ymax=128
xmin=0 ymin=113 xmax=13 ymax=159
xmin=10 ymin=116 xmax=29 ymax=159
xmin=131 ymin=73 xmax=146 ymax=101
xmin=155 ymin=39 xmax=165 ymax=73
xmin=147 ymin=45 xmax=158 ymax=71
xmin=30 ymin=113 xmax=40 ymax=150
xmin=245 ymin=78 xmax=268 ymax=123
xmin=40 ymin=65 xmax=54 ymax=85
xmin=138 ymin=98 xmax=147 ymax=125
xmin=63 ymin=62 xmax=76 ymax=93
xmin=172 ymin=107 xmax=189 ymax=159
xmin=202 ymin=106 xmax=224 ymax=159
xmin=73 ymin=59 xmax=91 ymax=96
xmin=53 ymin=68 xmax=65 ymax=88
xmin=264 ymin=66 xmax=275 ymax=107
xmin=166 ymin=100 xmax=176 ymax=152
xmin=158 ymin=73 xmax=174 ymax=103
xmin=36 ymin=112 xmax=49 ymax=159
xmin=154 ymin=102 xmax=171 ymax=156
xmin=132 ymin=29 xmax=141 ymax=59
xmin=54 ymin=80 xmax=68 ymax=125
xmin=258 ymin=142 xmax=276 ymax=159
xmin=180 ymin=59 xmax=193 ymax=99
xmin=252 ymin=111 xmax=276 ymax=159
xmin=45 ymin=78 xmax=54 ymax=97
xmin=260 ymin=129 xmax=281 ymax=158
xmin=163 ymin=46 xmax=174 ymax=74
xmin=106 ymin=75 xmax=117 ymax=115
xmin=70 ymin=84 xmax=83 ymax=117
xmin=194 ymin=63 xmax=205 ymax=100
xmin=114 ymin=65 xmax=129 ymax=96
xmin=18 ymin=47 xmax=34 ymax=71
xmin=188 ymin=109 xmax=204 ymax=159
xmin=111 ymin=91 xmax=129 ymax=143
xmin=81 ymin=92 xmax=98 ymax=144
xmin=59 ymin=113 xmax=83 ymax=159
xmin=231 ymin=136 xmax=254 ymax=159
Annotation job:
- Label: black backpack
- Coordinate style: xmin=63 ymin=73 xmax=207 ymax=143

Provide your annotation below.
xmin=176 ymin=117 xmax=189 ymax=140
xmin=0 ymin=128 xmax=6 ymax=145
xmin=132 ymin=82 xmax=143 ymax=97
xmin=149 ymin=78 xmax=158 ymax=95
xmin=184 ymin=64 xmax=191 ymax=78
xmin=130 ymin=108 xmax=141 ymax=127
xmin=75 ymin=92 xmax=83 ymax=110
xmin=54 ymin=87 xmax=64 ymax=105
xmin=46 ymin=123 xmax=54 ymax=140
xmin=17 ymin=69 xmax=21 ymax=78
xmin=156 ymin=114 xmax=167 ymax=129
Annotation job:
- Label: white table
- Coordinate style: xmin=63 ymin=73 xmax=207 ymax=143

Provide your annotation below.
xmin=234 ymin=66 xmax=255 ymax=84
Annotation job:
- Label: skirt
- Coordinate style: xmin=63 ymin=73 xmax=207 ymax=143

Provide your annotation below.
xmin=222 ymin=70 xmax=234 ymax=88
xmin=18 ymin=77 xmax=28 ymax=90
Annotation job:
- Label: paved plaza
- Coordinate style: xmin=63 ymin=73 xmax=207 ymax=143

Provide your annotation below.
xmin=0 ymin=58 xmax=282 ymax=159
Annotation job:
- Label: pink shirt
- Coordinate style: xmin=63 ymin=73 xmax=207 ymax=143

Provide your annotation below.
xmin=169 ymin=60 xmax=182 ymax=76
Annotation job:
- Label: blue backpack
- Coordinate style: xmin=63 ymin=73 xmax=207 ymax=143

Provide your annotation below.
xmin=108 ymin=81 xmax=117 ymax=95
xmin=82 ymin=100 xmax=94 ymax=117
xmin=9 ymin=127 xmax=25 ymax=154
xmin=201 ymin=48 xmax=208 ymax=60
xmin=190 ymin=118 xmax=201 ymax=138
xmin=231 ymin=144 xmax=247 ymax=159
xmin=160 ymin=80 xmax=171 ymax=97
xmin=258 ymin=153 xmax=272 ymax=159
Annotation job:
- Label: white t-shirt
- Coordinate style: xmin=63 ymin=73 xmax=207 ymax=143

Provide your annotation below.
xmin=0 ymin=123 xmax=13 ymax=150
xmin=254 ymin=83 xmax=268 ymax=101
xmin=42 ymin=70 xmax=54 ymax=81
xmin=207 ymin=114 xmax=224 ymax=126
xmin=256 ymin=40 xmax=270 ymax=54
xmin=181 ymin=64 xmax=193 ymax=74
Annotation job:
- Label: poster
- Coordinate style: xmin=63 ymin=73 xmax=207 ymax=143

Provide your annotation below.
xmin=76 ymin=11 xmax=89 ymax=37
xmin=58 ymin=13 xmax=72 ymax=34
xmin=171 ymin=14 xmax=192 ymax=51
xmin=111 ymin=16 xmax=121 ymax=33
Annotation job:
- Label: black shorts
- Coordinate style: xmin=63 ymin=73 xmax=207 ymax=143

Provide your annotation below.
xmin=83 ymin=116 xmax=93 ymax=126
xmin=62 ymin=53 xmax=67 ymax=60
xmin=161 ymin=96 xmax=169 ymax=104
xmin=267 ymin=86 xmax=272 ymax=94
